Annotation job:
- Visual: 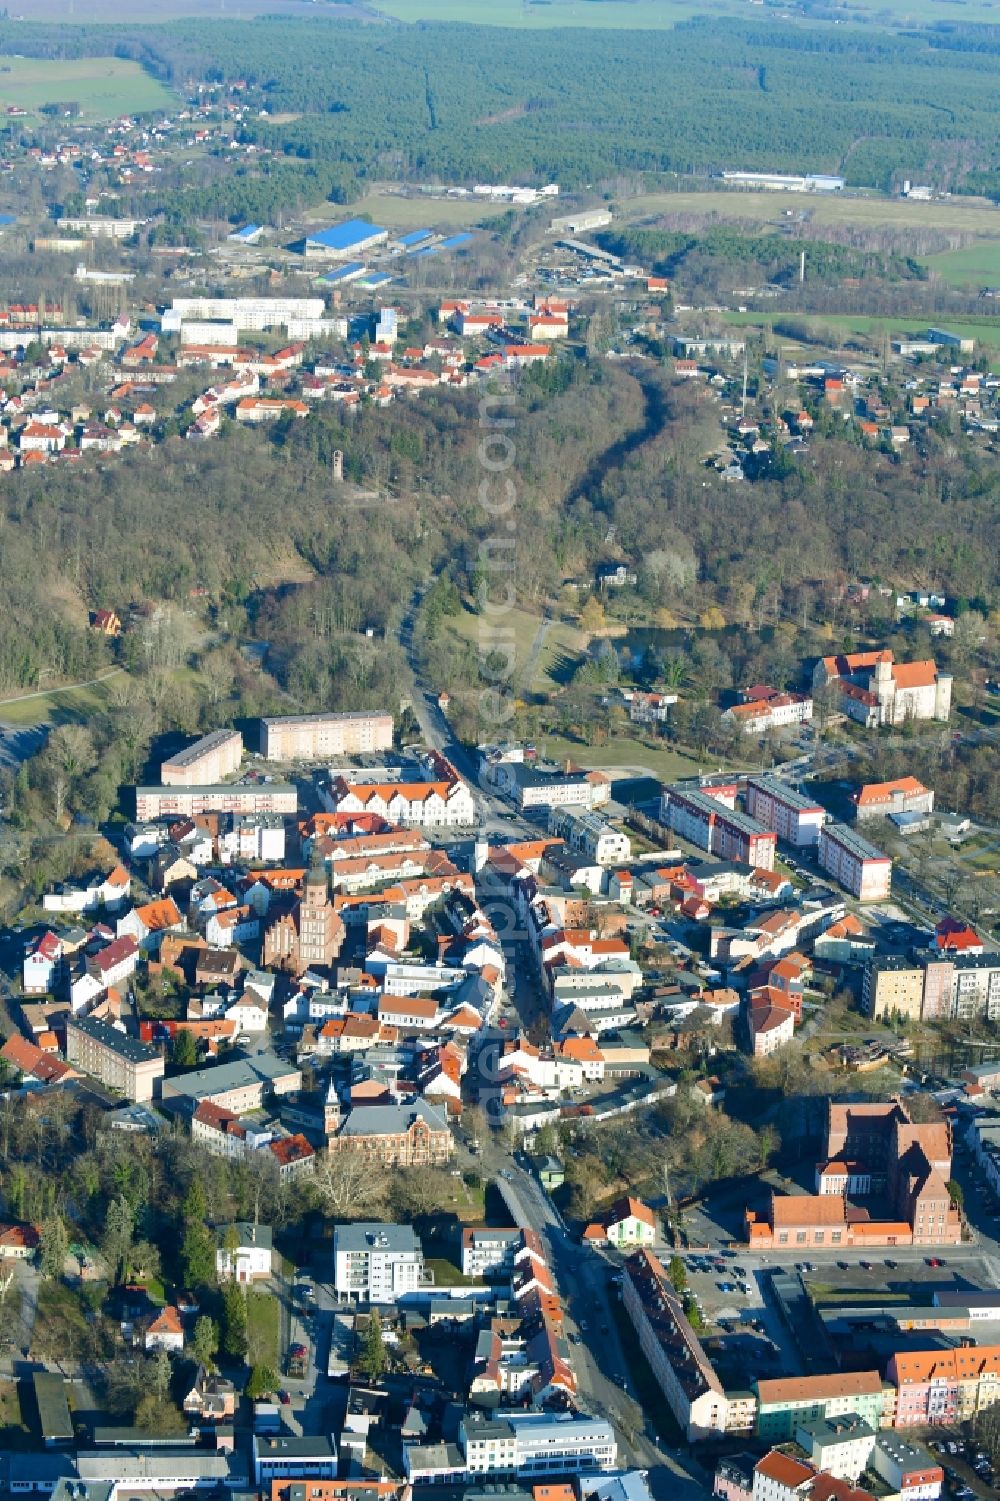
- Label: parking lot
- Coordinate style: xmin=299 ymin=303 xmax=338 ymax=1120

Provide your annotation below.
xmin=927 ymin=1433 xmax=998 ymax=1498
xmin=676 ymin=1250 xmax=804 ymax=1381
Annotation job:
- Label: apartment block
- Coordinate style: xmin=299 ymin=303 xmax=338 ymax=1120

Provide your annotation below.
xmin=546 ymin=807 xmax=631 ymax=864
xmin=755 ymin=1372 xmax=885 ymax=1442
xmin=660 ymin=785 xmax=776 ymax=870
xmin=160 ymin=728 xmax=243 ymax=787
xmin=260 ymin=711 xmax=393 ymax=762
xmin=818 ymin=823 xmax=891 ymax=901
xmin=622 ymin=1249 xmax=731 ymax=1440
xmin=333 ymin=1222 xmax=423 ymax=1301
xmin=135 ymin=784 xmax=297 ymax=820
xmin=65 ymin=1015 xmax=164 ymax=1102
xmin=460 ymin=1227 xmax=525 ymax=1280
xmin=888 ymin=1346 xmax=1000 ymax=1428
xmin=745 ymin=776 xmax=826 ymax=848
xmin=862 ymin=956 xmax=924 ymax=1021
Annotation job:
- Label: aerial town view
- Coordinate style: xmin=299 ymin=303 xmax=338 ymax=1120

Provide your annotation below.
xmin=0 ymin=1 xmax=998 ymax=1501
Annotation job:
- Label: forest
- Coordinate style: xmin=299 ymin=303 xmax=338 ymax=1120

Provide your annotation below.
xmin=0 ymin=350 xmax=996 ymax=853
xmin=2 ymin=15 xmax=1000 ymax=208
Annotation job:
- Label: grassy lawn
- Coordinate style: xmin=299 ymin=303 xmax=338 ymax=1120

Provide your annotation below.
xmin=719 ymin=309 xmax=1000 ymax=369
xmin=445 ymin=604 xmax=587 ymax=696
xmin=0 ymin=56 xmax=174 ymax=121
xmin=246 ymin=1289 xmax=280 ymax=1369
xmin=537 ymin=732 xmax=708 ymax=782
xmin=425 ymin=1257 xmax=476 ymax=1288
xmin=32 ymin=1281 xmax=92 ymax=1364
xmin=344 ymin=191 xmax=505 ymax=231
xmin=0 ymin=670 xmax=126 ymax=727
xmin=0 ymin=1382 xmax=31 ymax=1449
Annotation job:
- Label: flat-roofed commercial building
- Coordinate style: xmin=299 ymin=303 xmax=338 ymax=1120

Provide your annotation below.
xmin=161 ymin=729 xmax=243 ymax=786
xmin=260 ymin=711 xmax=393 ymax=762
xmin=818 ymin=822 xmax=891 ymax=901
xmin=65 ymin=1015 xmax=164 ymax=1102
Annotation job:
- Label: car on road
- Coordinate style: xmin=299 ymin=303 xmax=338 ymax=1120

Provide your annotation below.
xmin=885 ymin=1259 xmax=898 ymax=1269
xmin=859 ymin=1260 xmax=874 ymax=1271
xmin=837 ymin=1261 xmax=850 ymax=1270
xmin=279 ymin=1390 xmax=291 ymax=1405
xmin=926 ymin=1256 xmax=944 ymax=1267
xmin=500 ymin=1170 xmax=512 ymax=1180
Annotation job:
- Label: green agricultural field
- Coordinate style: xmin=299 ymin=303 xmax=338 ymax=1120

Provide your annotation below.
xmin=378 ymin=0 xmax=1000 ymax=23
xmin=375 ymin=0 xmax=739 ymax=26
xmin=615 ymin=189 xmax=1000 ymax=237
xmin=13 ymin=0 xmax=325 ymax=16
xmin=0 ymin=56 xmax=174 ymax=121
xmin=720 ymin=309 xmax=1000 ymax=366
xmin=922 ymin=240 xmax=1000 ymax=290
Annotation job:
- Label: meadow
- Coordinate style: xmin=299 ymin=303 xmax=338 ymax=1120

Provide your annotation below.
xmin=615 ymin=188 xmax=1000 ymax=237
xmin=332 ymin=190 xmax=502 ymax=230
xmin=378 ymin=0 xmax=1000 ymax=24
xmin=922 ymin=241 xmax=1000 ymax=291
xmin=444 ymin=604 xmax=587 ymax=697
xmin=720 ymin=309 xmax=1000 ymax=369
xmin=0 ymin=55 xmax=173 ymax=120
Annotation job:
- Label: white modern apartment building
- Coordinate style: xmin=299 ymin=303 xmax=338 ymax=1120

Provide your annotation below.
xmin=460 ymin=1227 xmax=524 ymax=1280
xmin=164 ymin=296 xmax=327 ymax=331
xmin=460 ymin=1412 xmax=617 ymax=1477
xmin=547 ymin=806 xmax=631 ymax=865
xmin=745 ymin=775 xmax=826 ymax=848
xmin=333 ymin=1222 xmax=424 ymax=1302
xmin=260 ymin=710 xmax=393 ymax=762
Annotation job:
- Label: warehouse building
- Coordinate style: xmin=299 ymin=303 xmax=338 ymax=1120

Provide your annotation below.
xmin=304 ymin=219 xmax=389 ymax=260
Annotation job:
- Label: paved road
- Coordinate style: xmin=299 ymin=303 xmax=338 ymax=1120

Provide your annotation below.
xmin=494 ymin=1163 xmax=708 ymax=1501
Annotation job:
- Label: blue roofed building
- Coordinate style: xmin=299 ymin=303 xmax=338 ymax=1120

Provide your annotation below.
xmin=316 ymin=261 xmax=369 ymax=286
xmin=304 ymin=218 xmax=389 ymax=260
xmin=228 ymin=224 xmax=264 ymax=244
xmin=396 ymin=228 xmax=434 ymax=251
xmin=413 ymin=232 xmax=474 ymax=259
